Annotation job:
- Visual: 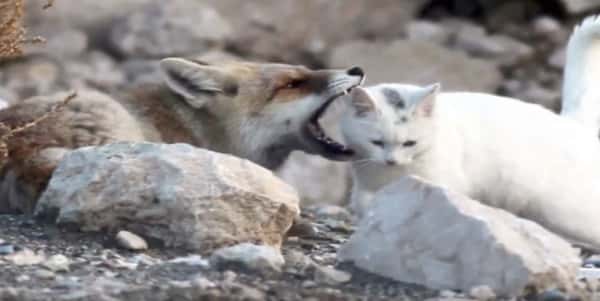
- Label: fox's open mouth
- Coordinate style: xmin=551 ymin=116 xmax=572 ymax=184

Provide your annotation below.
xmin=304 ymin=86 xmax=357 ymax=157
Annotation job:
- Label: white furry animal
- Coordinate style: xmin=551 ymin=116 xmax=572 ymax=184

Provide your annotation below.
xmin=341 ymin=83 xmax=600 ymax=250
xmin=561 ymin=16 xmax=600 ymax=133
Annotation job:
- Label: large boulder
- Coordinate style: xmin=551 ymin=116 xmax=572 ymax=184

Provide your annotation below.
xmin=108 ymin=0 xmax=232 ymax=58
xmin=35 ymin=143 xmax=300 ymax=253
xmin=329 ymin=40 xmax=502 ymax=92
xmin=338 ymin=176 xmax=581 ymax=297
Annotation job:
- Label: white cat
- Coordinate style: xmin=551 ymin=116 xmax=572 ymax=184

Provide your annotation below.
xmin=341 ymin=83 xmax=600 ymax=250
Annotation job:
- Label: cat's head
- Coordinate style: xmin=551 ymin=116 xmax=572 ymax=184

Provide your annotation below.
xmin=340 ymin=83 xmax=440 ymax=166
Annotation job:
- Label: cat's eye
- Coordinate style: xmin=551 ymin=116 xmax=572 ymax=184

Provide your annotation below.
xmin=403 ymin=140 xmax=417 ymax=147
xmin=371 ymin=140 xmax=385 ymax=147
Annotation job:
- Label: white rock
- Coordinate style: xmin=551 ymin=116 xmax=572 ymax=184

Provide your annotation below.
xmin=313 ymin=265 xmax=352 ymax=285
xmin=5 ymin=249 xmax=45 ymax=266
xmin=210 ymin=243 xmax=285 ymax=273
xmin=469 ymin=285 xmax=496 ymax=301
xmin=190 ymin=276 xmax=216 ymax=290
xmin=338 ymin=176 xmax=581 ymax=297
xmin=43 ymin=254 xmax=70 ymax=272
xmin=35 ymin=143 xmax=300 ymax=253
xmin=578 ymin=267 xmax=600 ymax=280
xmin=116 ymin=231 xmax=148 ymax=251
xmin=168 ymin=255 xmax=209 ymax=267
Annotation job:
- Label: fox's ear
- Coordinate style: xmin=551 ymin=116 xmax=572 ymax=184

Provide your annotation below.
xmin=349 ymin=87 xmax=375 ymax=117
xmin=160 ymin=58 xmax=227 ymax=108
xmin=415 ymin=83 xmax=440 ymax=117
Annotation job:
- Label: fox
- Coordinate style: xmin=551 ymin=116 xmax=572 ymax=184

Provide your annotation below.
xmin=561 ymin=15 xmax=600 ymax=133
xmin=0 ymin=57 xmax=365 ymax=214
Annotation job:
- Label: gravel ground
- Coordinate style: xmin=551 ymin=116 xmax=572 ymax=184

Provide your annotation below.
xmin=0 ymin=208 xmax=440 ymax=301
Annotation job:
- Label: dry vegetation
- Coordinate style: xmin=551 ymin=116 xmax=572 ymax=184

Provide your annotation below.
xmin=0 ymin=0 xmax=74 ymax=167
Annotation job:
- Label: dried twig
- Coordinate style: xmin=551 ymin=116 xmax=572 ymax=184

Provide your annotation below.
xmin=0 ymin=92 xmax=77 ymax=166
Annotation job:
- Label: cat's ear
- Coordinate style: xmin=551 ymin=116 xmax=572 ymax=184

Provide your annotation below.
xmin=160 ymin=57 xmax=228 ymax=108
xmin=415 ymin=83 xmax=440 ymax=117
xmin=349 ymin=87 xmax=376 ymax=117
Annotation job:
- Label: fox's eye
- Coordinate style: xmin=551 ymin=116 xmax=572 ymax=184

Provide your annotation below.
xmin=285 ymin=79 xmax=306 ymax=89
xmin=403 ymin=140 xmax=417 ymax=147
xmin=371 ymin=140 xmax=385 ymax=147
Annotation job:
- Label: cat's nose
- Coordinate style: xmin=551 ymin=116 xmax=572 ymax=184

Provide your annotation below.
xmin=385 ymin=159 xmax=397 ymax=166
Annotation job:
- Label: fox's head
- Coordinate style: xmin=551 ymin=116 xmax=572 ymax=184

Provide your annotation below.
xmin=159 ymin=58 xmax=364 ymax=169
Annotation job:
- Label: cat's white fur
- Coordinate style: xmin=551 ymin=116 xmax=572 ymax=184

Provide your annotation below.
xmin=342 ymin=83 xmax=600 ymax=250
xmin=561 ymin=15 xmax=600 ymax=133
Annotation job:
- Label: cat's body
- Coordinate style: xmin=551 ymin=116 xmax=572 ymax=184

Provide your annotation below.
xmin=342 ymin=84 xmax=600 ymax=250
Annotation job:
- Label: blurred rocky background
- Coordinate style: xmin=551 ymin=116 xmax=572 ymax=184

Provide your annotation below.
xmin=2 ymin=0 xmax=596 ymax=206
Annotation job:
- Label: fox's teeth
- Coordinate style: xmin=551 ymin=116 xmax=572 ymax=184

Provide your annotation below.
xmin=343 ymin=89 xmax=348 ymax=96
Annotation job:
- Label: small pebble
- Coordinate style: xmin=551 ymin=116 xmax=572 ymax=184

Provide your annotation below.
xmin=469 ymin=285 xmax=496 ymax=300
xmin=5 ymin=249 xmax=45 ymax=265
xmin=116 ymin=230 xmax=148 ymax=251
xmin=313 ymin=265 xmax=352 ymax=285
xmin=439 ymin=290 xmax=457 ymax=298
xmin=43 ymin=254 xmax=70 ymax=272
xmin=15 ymin=275 xmax=30 ymax=282
xmin=538 ymin=289 xmax=567 ymax=301
xmin=0 ymin=243 xmax=15 ymax=255
xmin=34 ymin=269 xmax=56 ymax=280
xmin=190 ymin=275 xmax=216 ymax=290
xmin=287 ymin=218 xmax=319 ymax=238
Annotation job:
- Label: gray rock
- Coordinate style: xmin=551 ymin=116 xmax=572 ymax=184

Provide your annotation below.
xmin=330 ymin=40 xmax=502 ymax=93
xmin=0 ymin=243 xmax=14 ymax=255
xmin=518 ymin=83 xmax=561 ymax=111
xmin=538 ymin=289 xmax=568 ymax=301
xmin=312 ymin=205 xmax=352 ymax=222
xmin=210 ymin=243 xmax=285 ymax=273
xmin=532 ymin=16 xmax=566 ymax=43
xmin=116 ymin=231 xmax=148 ymax=251
xmin=211 ymin=0 xmax=427 ymax=65
xmin=338 ymin=176 xmax=581 ymax=297
xmin=1 ymin=57 xmax=63 ymax=99
xmin=283 ymin=250 xmax=314 ymax=272
xmin=35 ymin=143 xmax=300 ymax=253
xmin=109 ymin=0 xmax=232 ymax=58
xmin=34 ymin=269 xmax=56 ymax=280
xmin=405 ymin=21 xmax=451 ymax=44
xmin=559 ymin=0 xmax=600 ymax=14
xmin=549 ymin=47 xmax=566 ymax=70
xmin=453 ymin=26 xmax=534 ymax=66
xmin=25 ymin=0 xmax=153 ymax=32
xmin=25 ymin=28 xmax=88 ymax=58
xmin=65 ymin=51 xmax=126 ymax=92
